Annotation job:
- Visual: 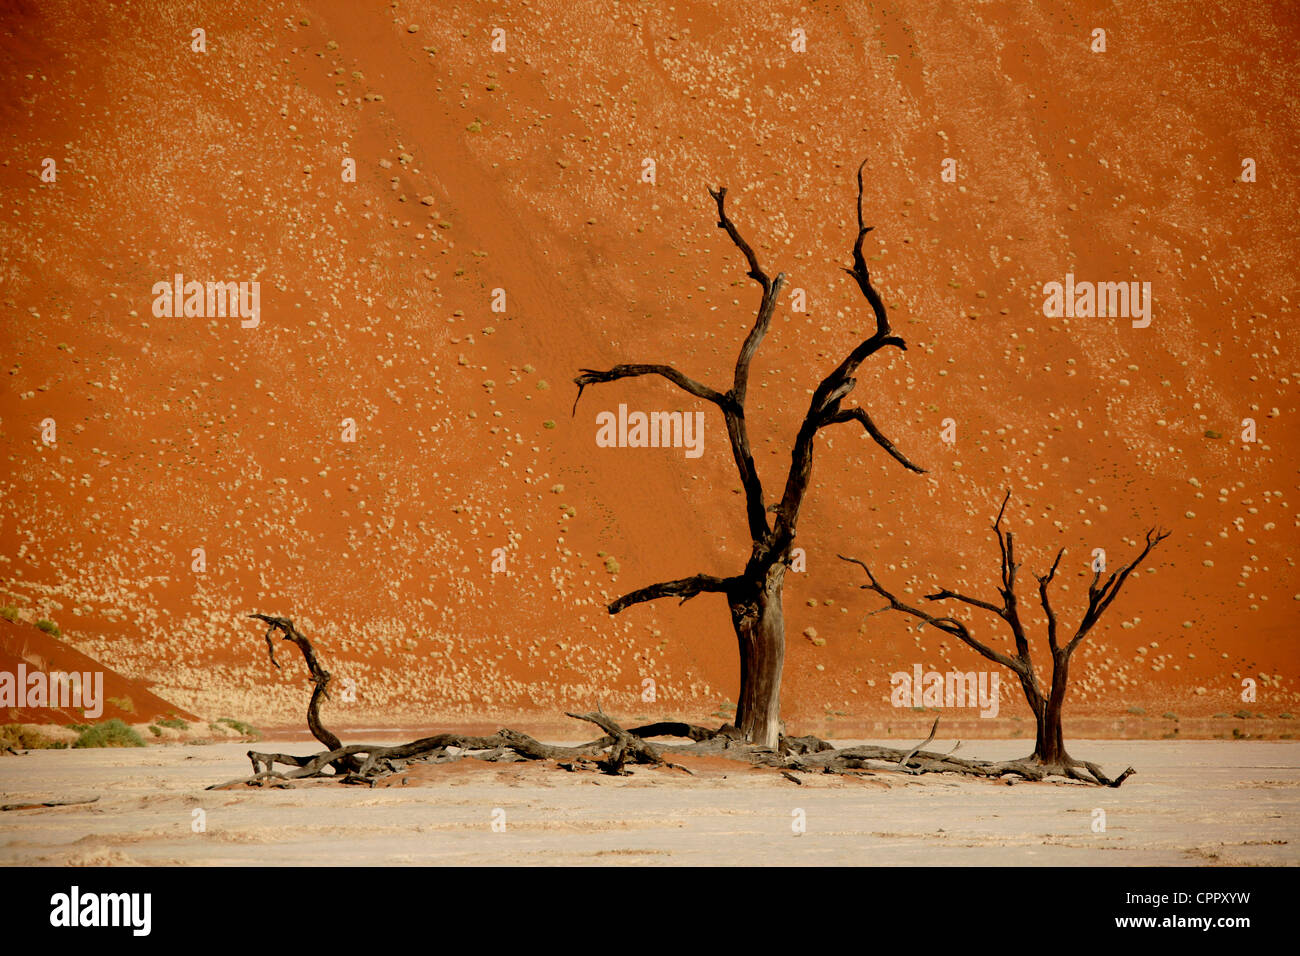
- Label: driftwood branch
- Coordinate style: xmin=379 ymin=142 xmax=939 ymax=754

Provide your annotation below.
xmin=249 ymin=613 xmax=356 ymax=772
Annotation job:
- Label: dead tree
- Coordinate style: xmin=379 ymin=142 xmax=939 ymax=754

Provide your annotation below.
xmin=573 ymin=161 xmax=925 ymax=747
xmin=840 ymin=492 xmax=1169 ymax=786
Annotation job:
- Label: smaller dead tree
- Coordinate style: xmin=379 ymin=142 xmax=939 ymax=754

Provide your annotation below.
xmin=840 ymin=492 xmax=1169 ymax=787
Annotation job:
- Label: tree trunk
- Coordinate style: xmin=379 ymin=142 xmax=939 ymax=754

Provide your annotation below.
xmin=730 ymin=561 xmax=786 ymax=747
xmin=1033 ymin=651 xmax=1071 ymax=764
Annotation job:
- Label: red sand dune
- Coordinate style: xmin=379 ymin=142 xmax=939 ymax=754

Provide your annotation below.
xmin=0 ymin=1 xmax=1295 ymax=734
xmin=0 ymin=618 xmax=197 ymax=725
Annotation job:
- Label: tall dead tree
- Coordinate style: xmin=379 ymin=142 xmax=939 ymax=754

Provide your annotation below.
xmin=840 ymin=492 xmax=1169 ymax=785
xmin=574 ymin=161 xmax=924 ymax=747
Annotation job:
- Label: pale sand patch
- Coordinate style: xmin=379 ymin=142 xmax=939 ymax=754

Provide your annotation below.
xmin=0 ymin=739 xmax=1296 ymax=866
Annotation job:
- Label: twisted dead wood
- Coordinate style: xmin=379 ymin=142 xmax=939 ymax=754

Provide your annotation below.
xmin=211 ymin=613 xmax=1136 ymax=790
xmin=839 ymin=492 xmax=1168 ymax=788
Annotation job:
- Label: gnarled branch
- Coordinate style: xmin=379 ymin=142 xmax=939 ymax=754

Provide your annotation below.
xmin=1038 ymin=547 xmax=1066 ymax=653
xmin=249 ymin=614 xmax=356 ymax=772
xmin=572 ymin=364 xmax=728 ymax=415
xmin=1071 ymin=527 xmax=1170 ymax=652
xmin=776 ymin=159 xmax=921 ymax=533
xmin=608 ymin=573 xmax=737 ymax=615
xmin=837 ymin=555 xmax=1022 ymax=673
xmin=822 ymin=406 xmax=926 ymax=473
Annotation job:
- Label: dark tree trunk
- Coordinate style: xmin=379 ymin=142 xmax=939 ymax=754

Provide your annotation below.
xmin=1033 ymin=651 xmax=1071 ymax=765
xmin=730 ymin=561 xmax=787 ymax=747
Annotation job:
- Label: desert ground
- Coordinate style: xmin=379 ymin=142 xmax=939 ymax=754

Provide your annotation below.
xmin=1 ymin=737 xmax=1296 ymax=866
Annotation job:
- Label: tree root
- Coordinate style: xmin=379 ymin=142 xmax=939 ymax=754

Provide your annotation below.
xmin=209 ymin=714 xmax=1134 ymax=790
xmin=214 ymin=615 xmax=1133 ymax=790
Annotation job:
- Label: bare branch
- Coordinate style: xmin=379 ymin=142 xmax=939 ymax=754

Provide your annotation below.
xmin=608 ymin=573 xmax=737 ymax=615
xmin=575 ymin=188 xmax=782 ymax=543
xmin=822 ymin=406 xmax=927 ymax=473
xmin=1036 ymin=547 xmax=1066 ymax=653
xmin=1070 ymin=528 xmax=1170 ymax=652
xmin=837 ymin=555 xmax=1023 ymax=673
xmin=989 ymin=491 xmax=1033 ymax=664
xmin=845 ymin=158 xmax=888 ymax=338
xmin=707 ymin=185 xmax=771 ymax=293
xmin=775 ymin=161 xmax=921 ymax=531
xmin=708 ymin=186 xmax=785 ymax=537
xmin=923 ymin=587 xmax=1003 ymax=617
xmin=572 ymin=363 xmax=728 ymax=415
xmin=248 ymin=614 xmax=353 ymax=771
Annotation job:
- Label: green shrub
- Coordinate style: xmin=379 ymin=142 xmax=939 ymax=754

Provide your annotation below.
xmin=147 ymin=725 xmax=162 ymax=737
xmin=155 ymin=717 xmax=188 ymax=731
xmin=72 ymin=719 xmax=144 ymax=749
xmin=107 ymin=695 xmax=135 ymax=714
xmin=0 ymin=606 xmax=18 ymax=622
xmin=35 ymin=619 xmax=61 ymax=637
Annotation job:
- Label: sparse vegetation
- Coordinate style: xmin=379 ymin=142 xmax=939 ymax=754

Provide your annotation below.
xmin=155 ymin=717 xmax=188 ymax=731
xmin=1 ymin=724 xmax=66 ymax=750
xmin=0 ymin=606 xmax=18 ymax=623
xmin=35 ymin=618 xmax=61 ymax=637
xmin=107 ymin=695 xmax=135 ymax=714
xmin=72 ymin=719 xmax=144 ymax=749
xmin=217 ymin=717 xmax=261 ymax=739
